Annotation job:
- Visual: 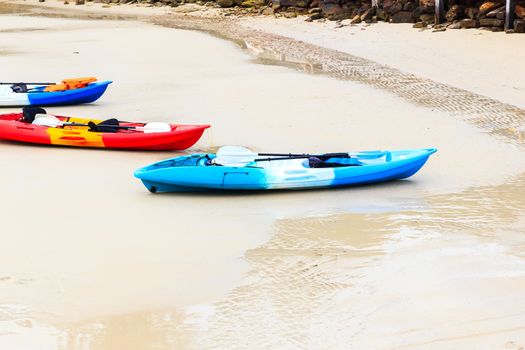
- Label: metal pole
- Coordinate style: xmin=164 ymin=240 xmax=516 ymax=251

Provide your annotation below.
xmin=505 ymin=0 xmax=515 ymax=30
xmin=435 ymin=0 xmax=445 ymax=24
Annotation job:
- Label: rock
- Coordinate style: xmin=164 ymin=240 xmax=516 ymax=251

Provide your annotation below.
xmin=412 ymin=21 xmax=427 ymax=28
xmin=217 ymin=0 xmax=234 ymax=7
xmin=490 ymin=26 xmax=504 ymax=31
xmin=479 ymin=1 xmax=501 ymax=16
xmin=376 ymin=8 xmax=389 ymax=21
xmin=280 ymin=0 xmax=307 ymax=7
xmin=39 ymin=0 xmax=45 ymax=2
xmin=283 ymin=11 xmax=297 ymax=17
xmin=64 ymin=0 xmax=69 ymax=4
xmin=403 ymin=1 xmax=415 ymax=11
xmin=360 ymin=7 xmax=375 ymax=21
xmin=308 ymin=7 xmax=321 ymax=13
xmin=419 ymin=0 xmax=434 ymax=9
xmin=486 ymin=5 xmax=504 ymax=17
xmin=75 ymin=0 xmax=85 ymax=4
xmin=446 ymin=4 xmax=464 ymax=22
xmin=340 ymin=18 xmax=352 ymax=25
xmin=479 ymin=17 xmax=504 ymax=26
xmin=464 ymin=7 xmax=478 ymax=19
xmin=459 ymin=18 xmax=479 ymax=28
xmin=432 ymin=26 xmax=446 ymax=32
xmin=172 ymin=3 xmax=202 ymax=11
xmin=241 ymin=0 xmax=255 ymax=6
xmin=516 ymin=3 xmax=525 ymax=18
xmin=307 ymin=12 xmax=323 ymax=20
xmin=350 ymin=14 xmax=361 ymax=23
xmin=382 ymin=0 xmax=395 ymax=8
xmin=447 ymin=21 xmax=461 ymax=29
xmin=388 ymin=1 xmax=403 ymax=14
xmin=419 ymin=13 xmax=434 ymax=23
xmin=262 ymin=6 xmax=274 ymax=14
xmin=391 ymin=10 xmax=414 ymax=22
xmin=320 ymin=3 xmax=343 ymax=15
xmin=514 ymin=19 xmax=525 ymax=32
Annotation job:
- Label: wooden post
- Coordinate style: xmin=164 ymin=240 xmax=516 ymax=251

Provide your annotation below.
xmin=505 ymin=0 xmax=515 ymax=30
xmin=435 ymin=0 xmax=445 ymax=24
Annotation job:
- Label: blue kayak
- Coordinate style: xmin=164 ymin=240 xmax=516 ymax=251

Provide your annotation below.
xmin=134 ymin=147 xmax=437 ymax=192
xmin=0 ymin=81 xmax=112 ymax=107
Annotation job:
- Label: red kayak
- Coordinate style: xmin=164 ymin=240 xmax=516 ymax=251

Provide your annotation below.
xmin=0 ymin=111 xmax=210 ymax=150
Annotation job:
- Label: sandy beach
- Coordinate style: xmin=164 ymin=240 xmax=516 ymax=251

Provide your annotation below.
xmin=1 ymin=2 xmax=525 ymax=349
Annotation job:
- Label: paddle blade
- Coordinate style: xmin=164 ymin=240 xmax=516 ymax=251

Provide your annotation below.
xmin=32 ymin=114 xmax=63 ymax=127
xmin=142 ymin=122 xmax=171 ymax=134
xmin=214 ymin=146 xmax=257 ymax=167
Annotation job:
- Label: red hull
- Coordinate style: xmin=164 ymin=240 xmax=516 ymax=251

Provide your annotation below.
xmin=0 ymin=113 xmax=210 ymax=151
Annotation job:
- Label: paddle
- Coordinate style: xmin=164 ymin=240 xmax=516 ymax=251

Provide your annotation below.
xmin=214 ymin=146 xmax=390 ymax=166
xmin=32 ymin=114 xmax=171 ymax=133
xmin=0 ymin=82 xmax=56 ymax=85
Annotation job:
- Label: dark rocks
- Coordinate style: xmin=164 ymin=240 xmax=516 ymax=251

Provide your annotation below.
xmin=307 ymin=11 xmax=323 ymax=20
xmin=419 ymin=0 xmax=434 ymax=8
xmin=391 ymin=10 xmax=415 ymax=22
xmin=376 ymin=8 xmax=389 ymax=21
xmin=447 ymin=21 xmax=462 ymax=29
xmin=217 ymin=0 xmax=234 ymax=7
xmin=479 ymin=17 xmax=504 ymax=26
xmin=419 ymin=13 xmax=434 ymax=23
xmin=459 ymin=18 xmax=479 ymax=28
xmin=403 ymin=1 xmax=416 ymax=12
xmin=478 ymin=1 xmax=502 ymax=16
xmin=412 ymin=21 xmax=427 ymax=28
xmin=262 ymin=6 xmax=274 ymax=14
xmin=320 ymin=3 xmax=343 ymax=16
xmin=388 ymin=1 xmax=403 ymax=15
xmin=280 ymin=0 xmax=307 ymax=7
xmin=445 ymin=4 xmax=464 ymax=22
xmin=360 ymin=7 xmax=375 ymax=21
xmin=350 ymin=14 xmax=361 ymax=23
xmin=514 ymin=19 xmax=525 ymax=32
xmin=464 ymin=7 xmax=479 ymax=19
xmin=516 ymin=3 xmax=525 ymax=18
xmin=486 ymin=5 xmax=505 ymax=19
xmin=76 ymin=0 xmax=85 ymax=4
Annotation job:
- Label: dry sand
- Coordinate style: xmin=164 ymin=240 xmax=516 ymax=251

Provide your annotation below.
xmin=0 ymin=5 xmax=525 ymax=350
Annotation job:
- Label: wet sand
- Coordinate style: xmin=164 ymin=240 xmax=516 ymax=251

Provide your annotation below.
xmin=242 ymin=18 xmax=525 ymax=110
xmin=1 ymin=5 xmax=525 ymax=350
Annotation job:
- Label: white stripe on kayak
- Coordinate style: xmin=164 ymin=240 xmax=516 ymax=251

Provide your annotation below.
xmin=0 ymin=87 xmax=30 ymax=106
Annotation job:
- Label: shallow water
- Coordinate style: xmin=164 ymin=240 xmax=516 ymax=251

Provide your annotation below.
xmin=0 ymin=12 xmax=525 ymax=350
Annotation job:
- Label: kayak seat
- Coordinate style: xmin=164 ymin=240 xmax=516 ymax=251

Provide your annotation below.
xmin=22 ymin=106 xmax=47 ymax=123
xmin=11 ymin=83 xmax=28 ymax=93
xmin=88 ymin=118 xmax=119 ymax=133
xmin=308 ymin=157 xmax=362 ymax=168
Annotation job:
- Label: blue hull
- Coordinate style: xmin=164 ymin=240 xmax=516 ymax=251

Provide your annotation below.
xmin=134 ymin=148 xmax=437 ymax=193
xmin=27 ymin=81 xmax=112 ymax=106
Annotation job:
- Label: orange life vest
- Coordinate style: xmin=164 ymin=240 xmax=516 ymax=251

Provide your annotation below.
xmin=44 ymin=77 xmax=98 ymax=92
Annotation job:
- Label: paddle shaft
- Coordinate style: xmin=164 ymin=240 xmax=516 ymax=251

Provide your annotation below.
xmin=0 ymin=82 xmax=56 ymax=85
xmin=256 ymin=152 xmax=350 ymax=160
xmin=64 ymin=122 xmax=137 ymax=130
xmin=254 ymin=154 xmax=350 ymax=162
